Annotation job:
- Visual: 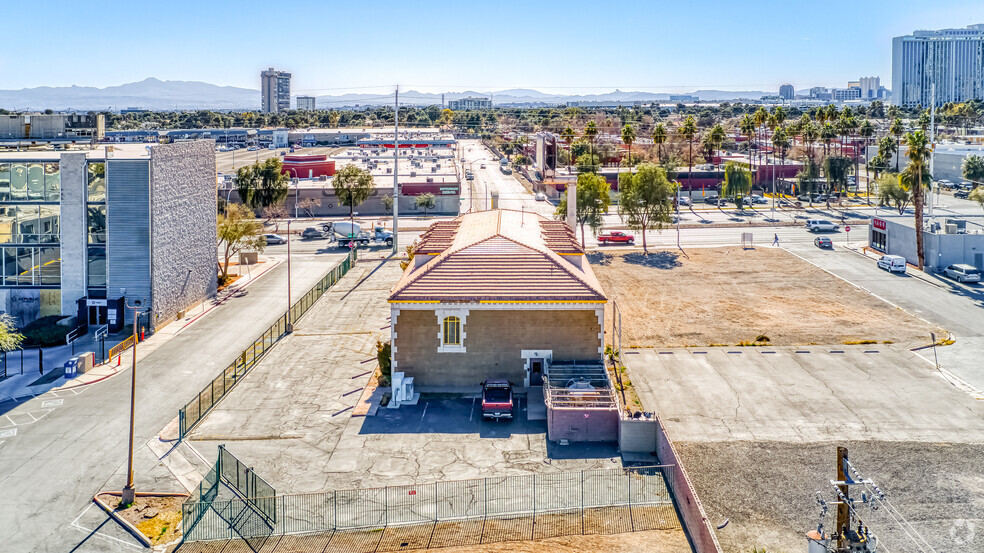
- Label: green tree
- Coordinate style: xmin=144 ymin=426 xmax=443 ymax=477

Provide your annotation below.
xmin=823 ymin=156 xmax=853 ymax=204
xmin=820 ymin=122 xmax=836 ymax=157
xmin=876 ymin=173 xmax=911 ymax=215
xmin=904 ymin=130 xmax=931 ymax=268
xmin=889 ymin=118 xmax=904 ymax=171
xmin=328 ymin=111 xmax=341 ymax=128
xmin=414 ymin=192 xmax=436 ymax=216
xmin=652 ymin=123 xmax=668 ymax=162
xmin=878 ymin=135 xmax=897 ymax=171
xmin=0 ymin=313 xmax=24 ymax=353
xmin=739 ymin=114 xmax=756 ymax=169
xmin=332 ymin=164 xmax=375 ymax=228
xmin=917 ymin=110 xmax=931 ymax=131
xmin=381 ymin=194 xmax=394 ymax=214
xmin=962 ymin=154 xmax=984 ymax=187
xmin=858 ymin=119 xmax=875 ymax=204
xmin=621 ymin=124 xmax=636 ymax=169
xmin=708 ymin=124 xmax=726 ymax=161
xmin=217 ymin=203 xmax=266 ymax=282
xmin=771 ymin=126 xmax=791 ymax=196
xmin=584 ymin=120 xmax=599 ymax=167
xmin=555 ymin=172 xmax=611 ymax=247
xmin=561 ymin=125 xmax=576 ymax=171
xmin=722 ymin=162 xmax=752 ymax=209
xmin=235 ymin=157 xmax=290 ymax=211
xmin=617 ymin=163 xmax=676 ymax=253
xmin=677 ymin=115 xmax=699 ymax=186
xmin=576 ymin=153 xmax=601 ymax=174
xmin=969 ymin=187 xmax=984 ymax=210
xmin=795 ymin=159 xmax=821 ymax=204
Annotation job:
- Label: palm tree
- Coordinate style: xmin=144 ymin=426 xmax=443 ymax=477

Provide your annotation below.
xmin=773 ymin=106 xmax=788 ymax=128
xmin=771 ymin=126 xmax=791 ymax=198
xmin=904 ymin=130 xmax=931 ymax=268
xmin=803 ymin=122 xmax=819 ymax=165
xmin=820 ymin=122 xmax=836 ymax=158
xmin=561 ymin=125 xmax=575 ymax=172
xmin=584 ymin=120 xmax=599 ymax=165
xmin=963 ymin=154 xmax=984 ymax=188
xmin=878 ymin=135 xmax=897 ymax=171
xmin=652 ymin=123 xmax=667 ymax=162
xmin=753 ymin=107 xmax=769 ymax=166
xmin=621 ymin=123 xmax=636 ymax=170
xmin=708 ymin=124 xmax=726 ymax=162
xmin=678 ymin=115 xmax=699 ymax=187
xmin=917 ymin=110 xmax=931 ymax=131
xmin=859 ymin=119 xmax=875 ymax=204
xmin=739 ymin=114 xmax=755 ymax=170
xmin=890 ymin=118 xmax=904 ymax=171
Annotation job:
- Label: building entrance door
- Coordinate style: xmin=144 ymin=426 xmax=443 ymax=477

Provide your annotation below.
xmin=529 ymin=358 xmax=544 ymax=386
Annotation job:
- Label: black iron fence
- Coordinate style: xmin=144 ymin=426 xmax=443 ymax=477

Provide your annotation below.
xmin=218 ymin=444 xmax=276 ymax=523
xmin=178 ymin=249 xmax=357 ymax=439
xmin=182 ymin=466 xmax=677 ymax=543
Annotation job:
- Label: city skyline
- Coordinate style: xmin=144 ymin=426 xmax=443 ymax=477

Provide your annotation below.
xmin=2 ymin=0 xmax=984 ymax=95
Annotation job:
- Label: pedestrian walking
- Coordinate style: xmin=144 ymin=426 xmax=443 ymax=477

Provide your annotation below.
xmin=773 ymin=233 xmax=780 ymax=247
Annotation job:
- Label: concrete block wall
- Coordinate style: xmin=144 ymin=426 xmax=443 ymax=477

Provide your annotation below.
xmin=150 ymin=141 xmax=218 ymax=327
xmin=393 ymin=308 xmax=602 ymax=388
xmin=619 ymin=418 xmax=659 ymax=453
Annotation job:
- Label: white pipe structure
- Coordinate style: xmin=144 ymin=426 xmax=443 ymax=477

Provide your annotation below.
xmin=392 ymin=86 xmax=399 ymax=253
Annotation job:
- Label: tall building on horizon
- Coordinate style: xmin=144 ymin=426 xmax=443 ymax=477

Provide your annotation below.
xmin=893 ymin=24 xmax=984 ymax=107
xmin=296 ymin=96 xmax=316 ymax=111
xmin=261 ymin=68 xmax=291 ymax=113
xmin=779 ymin=84 xmax=794 ymax=100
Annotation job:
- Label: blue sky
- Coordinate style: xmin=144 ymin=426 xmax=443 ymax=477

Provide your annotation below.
xmin=3 ymin=0 xmax=984 ymax=94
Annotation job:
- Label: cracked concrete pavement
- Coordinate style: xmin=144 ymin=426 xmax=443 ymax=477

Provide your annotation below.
xmin=187 ymin=258 xmax=627 ymax=496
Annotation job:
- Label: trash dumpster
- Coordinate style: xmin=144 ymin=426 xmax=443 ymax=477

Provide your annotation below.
xmin=78 ymin=352 xmax=95 ymax=374
xmin=64 ymin=357 xmax=79 ymax=379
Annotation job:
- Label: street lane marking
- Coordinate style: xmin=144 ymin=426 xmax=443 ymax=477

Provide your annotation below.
xmin=41 ymin=399 xmax=63 ymax=408
xmin=0 ymin=428 xmax=16 ymax=438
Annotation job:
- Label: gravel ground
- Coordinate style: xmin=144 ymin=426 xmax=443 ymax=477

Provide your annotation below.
xmin=590 ymin=248 xmax=942 ymax=348
xmin=675 ymin=441 xmax=984 ymax=553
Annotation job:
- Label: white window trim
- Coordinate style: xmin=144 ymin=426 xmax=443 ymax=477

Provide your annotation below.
xmin=436 ymin=308 xmax=468 ymax=353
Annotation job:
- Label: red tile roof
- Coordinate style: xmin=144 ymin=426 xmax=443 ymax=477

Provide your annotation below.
xmin=389 ymin=210 xmax=606 ymax=303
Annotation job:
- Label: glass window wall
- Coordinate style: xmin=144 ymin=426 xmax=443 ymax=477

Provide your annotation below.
xmin=87 ymin=162 xmax=106 ymax=202
xmin=87 ymin=246 xmax=106 ymax=287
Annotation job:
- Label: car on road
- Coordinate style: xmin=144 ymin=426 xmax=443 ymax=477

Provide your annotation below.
xmin=597 ymin=231 xmax=635 ymax=245
xmin=535 ymin=192 xmax=547 ymax=201
xmin=677 ymin=196 xmax=692 ymax=206
xmin=480 ymin=164 xmax=486 ymax=169
xmin=938 ymin=179 xmax=953 ymax=190
xmin=877 ymin=255 xmax=907 ymax=273
xmin=943 ymin=264 xmax=982 ymax=283
xmin=481 ymin=379 xmax=513 ymax=420
xmin=301 ymin=227 xmax=327 ymax=240
xmin=750 ymin=195 xmax=769 ymax=204
xmin=814 ymin=194 xmax=828 ymax=203
xmin=954 ymin=189 xmax=970 ymax=199
xmin=806 ymin=220 xmax=839 ymax=232
xmin=814 ymin=236 xmax=833 ymax=248
xmin=797 ymin=193 xmax=819 ymax=202
xmin=263 ymin=233 xmax=287 ymax=245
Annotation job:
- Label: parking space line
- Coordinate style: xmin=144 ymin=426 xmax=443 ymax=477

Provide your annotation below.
xmin=469 ymin=398 xmax=475 ymax=422
xmin=420 ymin=402 xmax=429 ymax=422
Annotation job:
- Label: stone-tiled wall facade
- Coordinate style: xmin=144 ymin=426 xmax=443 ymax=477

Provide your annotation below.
xmin=392 ymin=307 xmax=603 ymax=388
xmin=150 ymin=141 xmax=217 ymax=326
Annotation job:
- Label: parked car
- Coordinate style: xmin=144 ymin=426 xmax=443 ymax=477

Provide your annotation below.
xmin=750 ymin=195 xmax=769 ymax=204
xmin=806 ymin=220 xmax=839 ymax=232
xmin=814 ymin=194 xmax=828 ymax=203
xmin=943 ymin=264 xmax=982 ymax=283
xmin=677 ymin=196 xmax=692 ymax=206
xmin=301 ymin=227 xmax=327 ymax=240
xmin=938 ymin=179 xmax=954 ymax=190
xmin=877 ymin=255 xmax=907 ymax=273
xmin=597 ymin=231 xmax=635 ymax=245
xmin=535 ymin=192 xmax=547 ymax=201
xmin=263 ymin=233 xmax=287 ymax=245
xmin=480 ymin=164 xmax=486 ymax=169
xmin=954 ymin=190 xmax=970 ymax=199
xmin=481 ymin=380 xmax=513 ymax=420
xmin=703 ymin=194 xmax=720 ymax=204
xmin=814 ymin=236 xmax=833 ymax=248
xmin=797 ymin=193 xmax=817 ymax=202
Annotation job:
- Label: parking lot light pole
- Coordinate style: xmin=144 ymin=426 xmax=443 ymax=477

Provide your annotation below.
xmin=121 ymin=298 xmax=143 ymax=506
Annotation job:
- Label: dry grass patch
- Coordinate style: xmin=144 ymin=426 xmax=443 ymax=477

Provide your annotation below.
xmin=590 ymin=247 xmax=942 ymax=347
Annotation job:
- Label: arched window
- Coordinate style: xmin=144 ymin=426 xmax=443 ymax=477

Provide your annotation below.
xmin=442 ymin=316 xmax=460 ymax=346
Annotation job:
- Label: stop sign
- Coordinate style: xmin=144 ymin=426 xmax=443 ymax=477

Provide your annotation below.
xmin=845 ymin=226 xmax=851 ymax=232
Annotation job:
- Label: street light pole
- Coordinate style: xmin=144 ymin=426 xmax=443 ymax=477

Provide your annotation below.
xmin=286 ymin=220 xmax=293 ymax=334
xmin=121 ymin=298 xmax=143 ymax=506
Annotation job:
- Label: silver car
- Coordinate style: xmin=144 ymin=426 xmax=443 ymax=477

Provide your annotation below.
xmin=263 ymin=233 xmax=287 ymax=245
xmin=943 ymin=264 xmax=981 ymax=283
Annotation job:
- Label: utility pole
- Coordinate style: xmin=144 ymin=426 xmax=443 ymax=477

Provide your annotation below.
xmin=929 ymin=82 xmax=936 ymax=228
xmin=836 ymin=446 xmax=850 ymax=550
xmin=121 ymin=299 xmax=143 ymax=506
xmin=392 ymin=86 xmax=400 ymax=254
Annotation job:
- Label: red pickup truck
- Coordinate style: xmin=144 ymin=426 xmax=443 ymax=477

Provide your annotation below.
xmin=482 ymin=380 xmax=514 ymax=420
xmin=597 ymin=231 xmax=635 ymax=245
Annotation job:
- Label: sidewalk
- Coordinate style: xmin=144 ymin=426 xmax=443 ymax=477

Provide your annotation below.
xmin=0 ymin=256 xmax=282 ymax=403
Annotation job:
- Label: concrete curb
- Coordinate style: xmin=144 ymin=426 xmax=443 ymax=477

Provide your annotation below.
xmin=92 ymin=490 xmax=190 ymax=549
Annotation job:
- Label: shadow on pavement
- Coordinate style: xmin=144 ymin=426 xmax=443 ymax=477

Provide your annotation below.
xmin=621 ymin=251 xmax=682 ymax=269
xmin=359 ymin=397 xmax=545 ymax=439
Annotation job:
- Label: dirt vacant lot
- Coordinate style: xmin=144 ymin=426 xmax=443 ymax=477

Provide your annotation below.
xmin=590 ymin=248 xmax=942 ymax=347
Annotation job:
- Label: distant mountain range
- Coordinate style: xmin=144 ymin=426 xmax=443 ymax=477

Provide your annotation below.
xmin=0 ymin=78 xmax=782 ymax=111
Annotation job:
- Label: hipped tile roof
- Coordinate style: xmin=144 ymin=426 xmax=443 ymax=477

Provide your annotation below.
xmin=389 ymin=210 xmax=607 ymax=303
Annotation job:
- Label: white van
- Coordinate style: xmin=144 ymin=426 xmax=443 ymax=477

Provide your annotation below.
xmin=877 ymin=255 xmax=907 ymax=273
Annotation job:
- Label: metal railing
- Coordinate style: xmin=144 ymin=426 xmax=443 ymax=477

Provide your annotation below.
xmin=218 ymin=445 xmax=276 ymax=523
xmin=178 ymin=249 xmax=357 ymax=439
xmin=182 ymin=466 xmax=677 ymax=543
xmin=107 ymin=334 xmax=135 ymax=360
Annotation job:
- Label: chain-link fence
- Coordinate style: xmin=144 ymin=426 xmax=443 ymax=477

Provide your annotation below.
xmin=182 ymin=466 xmax=678 ymax=545
xmin=178 ymin=249 xmax=357 ymax=439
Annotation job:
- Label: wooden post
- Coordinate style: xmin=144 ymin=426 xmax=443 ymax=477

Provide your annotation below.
xmin=836 ymin=446 xmax=850 ymax=549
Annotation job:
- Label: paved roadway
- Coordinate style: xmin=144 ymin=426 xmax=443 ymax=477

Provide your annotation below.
xmin=0 ymin=247 xmax=351 ymax=552
xmin=457 ymin=139 xmax=554 ymax=217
